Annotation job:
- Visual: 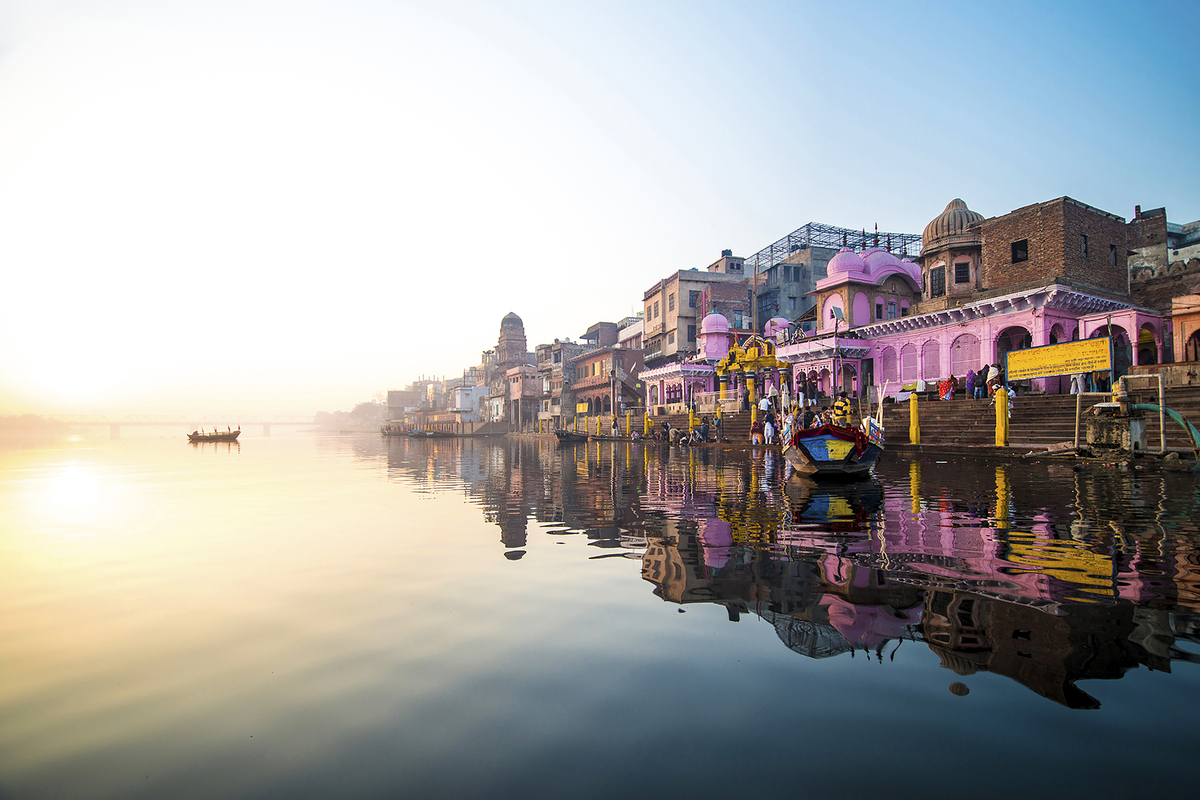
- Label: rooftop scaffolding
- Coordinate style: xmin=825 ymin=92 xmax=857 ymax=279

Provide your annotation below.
xmin=745 ymin=222 xmax=923 ymax=276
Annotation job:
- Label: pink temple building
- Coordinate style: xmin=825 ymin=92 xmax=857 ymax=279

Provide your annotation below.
xmin=778 ymin=197 xmax=1168 ymax=400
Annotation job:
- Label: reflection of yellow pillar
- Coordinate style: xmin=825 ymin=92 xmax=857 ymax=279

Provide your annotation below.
xmin=909 ymin=459 xmax=921 ymax=515
xmin=994 ymin=466 xmax=1010 ymax=529
xmin=908 ymin=391 xmax=920 ymax=444
xmin=995 ymin=387 xmax=1009 ymax=447
xmin=625 ymin=411 xmax=631 ymax=436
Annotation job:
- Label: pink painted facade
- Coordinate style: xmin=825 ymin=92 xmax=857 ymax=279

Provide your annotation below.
xmin=777 ymin=198 xmax=1170 ymax=400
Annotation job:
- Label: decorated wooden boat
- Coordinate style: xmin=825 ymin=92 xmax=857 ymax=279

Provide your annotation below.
xmin=782 ymin=423 xmax=882 ymax=479
xmin=783 ymin=388 xmax=887 ymax=480
xmin=187 ymin=429 xmax=240 ymax=443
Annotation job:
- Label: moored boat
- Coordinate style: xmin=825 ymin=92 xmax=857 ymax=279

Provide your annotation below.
xmin=782 ymin=423 xmax=882 ymax=479
xmin=554 ymin=430 xmax=589 ymax=443
xmin=783 ymin=387 xmax=887 ymax=480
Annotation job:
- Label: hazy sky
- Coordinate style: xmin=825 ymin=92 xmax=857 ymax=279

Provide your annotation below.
xmin=1 ymin=0 xmax=1196 ymax=416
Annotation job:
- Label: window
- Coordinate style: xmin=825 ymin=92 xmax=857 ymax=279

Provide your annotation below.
xmin=1012 ymin=239 xmax=1028 ymax=263
xmin=887 ymin=300 xmax=898 ymax=320
xmin=553 ymin=352 xmax=561 ymax=363
xmin=654 ymin=301 xmax=659 ymax=318
xmin=788 ymin=297 xmax=796 ymax=311
xmin=687 ymin=324 xmax=696 ymax=342
xmin=1080 ymin=234 xmax=1088 ymax=257
xmin=930 ymin=266 xmax=946 ymax=298
xmin=733 ymin=310 xmax=744 ymax=328
xmin=954 ymin=262 xmax=970 ymax=284
xmin=668 ymin=293 xmax=675 ymax=312
xmin=689 ymin=290 xmax=701 ymax=308
xmin=667 ymin=332 xmax=675 ymax=345
xmin=1110 ymin=244 xmax=1118 ymax=266
xmin=876 ymin=302 xmax=884 ymax=321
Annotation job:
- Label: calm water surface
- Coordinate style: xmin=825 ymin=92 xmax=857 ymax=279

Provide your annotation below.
xmin=1 ymin=432 xmax=1198 ymax=799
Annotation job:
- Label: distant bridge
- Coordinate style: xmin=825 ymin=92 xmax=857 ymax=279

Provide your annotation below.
xmin=45 ymin=415 xmax=315 ymax=438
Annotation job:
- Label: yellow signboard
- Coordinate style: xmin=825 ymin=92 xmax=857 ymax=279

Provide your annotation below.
xmin=1005 ymin=337 xmax=1111 ymax=381
xmin=576 ymin=403 xmax=589 ymax=414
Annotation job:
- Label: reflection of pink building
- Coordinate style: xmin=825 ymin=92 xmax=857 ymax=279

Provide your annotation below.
xmin=779 ymin=197 xmax=1169 ymax=401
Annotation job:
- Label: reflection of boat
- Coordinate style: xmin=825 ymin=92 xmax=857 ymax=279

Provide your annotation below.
xmin=187 ymin=429 xmax=240 ymax=443
xmin=783 ymin=476 xmax=884 ymax=531
xmin=555 ymin=430 xmax=589 ymax=443
xmin=783 ymin=423 xmax=883 ymax=479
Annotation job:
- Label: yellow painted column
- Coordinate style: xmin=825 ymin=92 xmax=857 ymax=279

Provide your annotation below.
xmin=689 ymin=406 xmax=695 ymax=434
xmin=625 ymin=411 xmax=632 ymax=436
xmin=596 ymin=415 xmax=602 ymax=436
xmin=746 ymin=373 xmax=757 ymax=409
xmin=718 ymin=375 xmax=728 ymax=401
xmin=994 ymin=387 xmax=1009 ymax=447
xmin=643 ymin=412 xmax=651 ymax=437
xmin=908 ymin=391 xmax=920 ymax=444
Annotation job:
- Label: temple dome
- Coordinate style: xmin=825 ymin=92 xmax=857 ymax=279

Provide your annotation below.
xmin=701 ymin=313 xmax=729 ymax=334
xmin=500 ymin=312 xmax=524 ymax=331
xmin=827 ymin=247 xmax=866 ymax=275
xmin=861 ymin=247 xmax=902 ymax=275
xmin=922 ymin=199 xmax=983 ymax=254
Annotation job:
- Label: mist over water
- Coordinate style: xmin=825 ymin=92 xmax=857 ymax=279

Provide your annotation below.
xmin=1 ymin=433 xmax=1197 ymax=799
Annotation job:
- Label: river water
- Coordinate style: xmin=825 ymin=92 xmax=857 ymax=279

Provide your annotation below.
xmin=1 ymin=432 xmax=1198 ymax=799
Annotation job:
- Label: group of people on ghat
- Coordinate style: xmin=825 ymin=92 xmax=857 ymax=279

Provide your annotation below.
xmin=934 ymin=363 xmax=1007 ymax=401
xmin=749 ymin=391 xmax=852 ymax=445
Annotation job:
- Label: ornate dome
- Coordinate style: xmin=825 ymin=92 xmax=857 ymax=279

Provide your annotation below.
xmin=922 ymin=199 xmax=983 ymax=254
xmin=701 ymin=313 xmax=730 ymax=334
xmin=827 ymin=247 xmax=866 ymax=275
xmin=500 ymin=312 xmax=524 ymax=331
xmin=861 ymin=247 xmax=901 ymax=275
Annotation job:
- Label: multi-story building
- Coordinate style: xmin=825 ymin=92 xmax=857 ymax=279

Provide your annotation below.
xmin=569 ymin=346 xmax=645 ymax=417
xmin=643 ymin=262 xmax=747 ymax=369
xmin=506 ymin=363 xmax=540 ymax=429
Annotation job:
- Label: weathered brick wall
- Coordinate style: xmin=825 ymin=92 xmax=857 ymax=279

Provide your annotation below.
xmin=1059 ymin=199 xmax=1127 ymax=293
xmin=981 ymin=198 xmax=1127 ymax=295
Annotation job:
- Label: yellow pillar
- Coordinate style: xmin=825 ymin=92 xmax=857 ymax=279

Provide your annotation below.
xmin=689 ymin=406 xmax=695 ymax=434
xmin=626 ymin=411 xmax=632 ymax=436
xmin=719 ymin=376 xmax=727 ymax=401
xmin=596 ymin=414 xmax=602 ymax=436
xmin=995 ymin=387 xmax=1009 ymax=447
xmin=644 ymin=412 xmax=651 ymax=437
xmin=908 ymin=391 xmax=920 ymax=444
xmin=746 ymin=373 xmax=757 ymax=409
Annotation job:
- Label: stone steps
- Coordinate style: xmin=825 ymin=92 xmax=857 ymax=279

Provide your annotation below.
xmin=879 ymin=387 xmax=1200 ymax=450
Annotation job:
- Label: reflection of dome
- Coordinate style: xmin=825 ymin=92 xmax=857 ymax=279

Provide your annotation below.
xmin=827 ymin=247 xmax=866 ymax=275
xmin=501 ymin=312 xmax=523 ymax=331
xmin=701 ymin=313 xmax=729 ymax=334
xmin=922 ymin=199 xmax=983 ymax=253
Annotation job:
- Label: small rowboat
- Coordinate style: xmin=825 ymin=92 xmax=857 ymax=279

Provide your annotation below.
xmin=783 ymin=385 xmax=887 ymax=480
xmin=554 ymin=430 xmax=589 ymax=443
xmin=187 ymin=429 xmax=240 ymax=443
xmin=782 ymin=423 xmax=882 ymax=479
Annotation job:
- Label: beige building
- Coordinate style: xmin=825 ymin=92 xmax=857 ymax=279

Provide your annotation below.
xmin=643 ymin=265 xmax=747 ymax=368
